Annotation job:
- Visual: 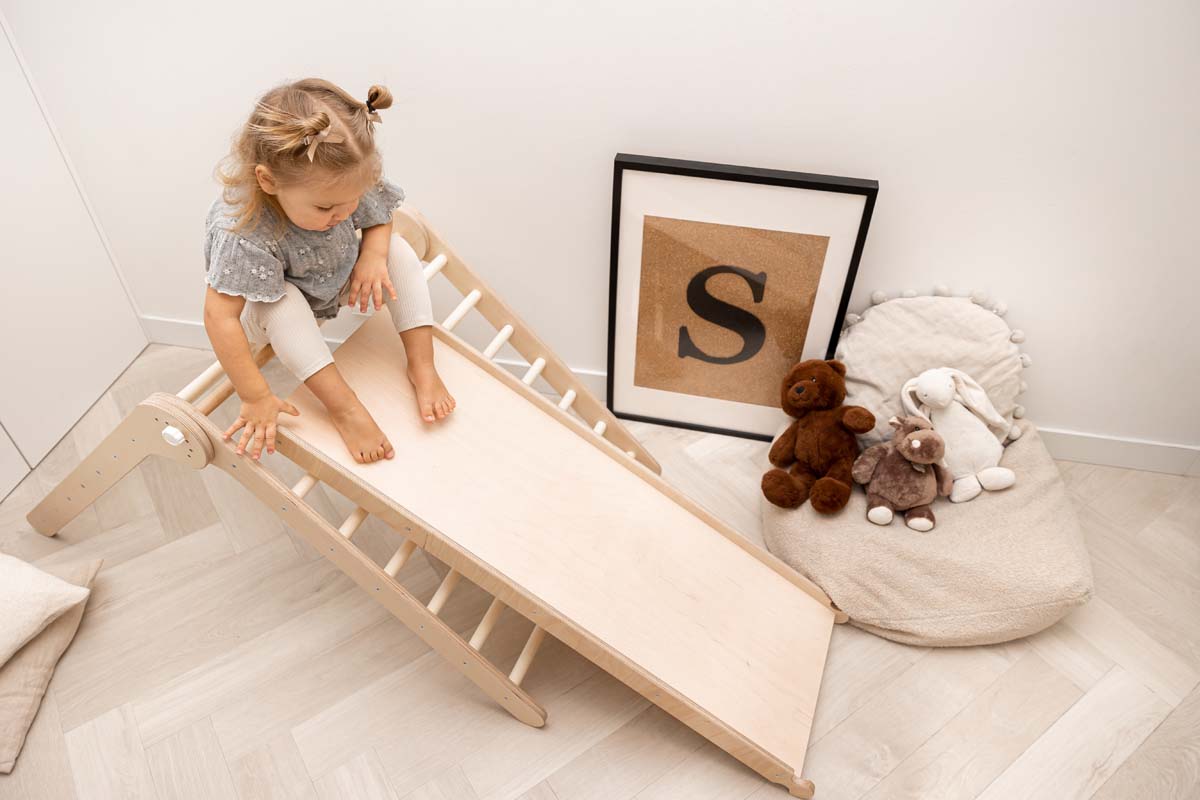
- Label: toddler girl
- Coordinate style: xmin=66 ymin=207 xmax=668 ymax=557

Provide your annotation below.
xmin=203 ymin=78 xmax=454 ymax=464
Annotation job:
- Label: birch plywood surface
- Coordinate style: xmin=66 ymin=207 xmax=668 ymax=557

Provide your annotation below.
xmin=279 ymin=313 xmax=835 ymax=773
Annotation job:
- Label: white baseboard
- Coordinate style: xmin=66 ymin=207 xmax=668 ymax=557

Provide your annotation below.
xmin=1038 ymin=426 xmax=1200 ymax=476
xmin=143 ymin=313 xmax=1199 ymax=476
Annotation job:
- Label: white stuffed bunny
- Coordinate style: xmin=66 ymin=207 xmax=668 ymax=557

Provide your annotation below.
xmin=901 ymin=368 xmax=1016 ymax=503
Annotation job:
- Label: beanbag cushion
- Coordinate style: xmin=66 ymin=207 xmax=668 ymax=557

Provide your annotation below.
xmin=763 ymin=421 xmax=1091 ymax=645
xmin=761 ymin=292 xmax=1093 ymax=646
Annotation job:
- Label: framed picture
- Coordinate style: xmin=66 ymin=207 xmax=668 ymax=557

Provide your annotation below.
xmin=607 ymin=154 xmax=877 ymax=441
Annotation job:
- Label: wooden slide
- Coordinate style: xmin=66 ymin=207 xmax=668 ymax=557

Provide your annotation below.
xmin=27 ymin=208 xmax=841 ymax=797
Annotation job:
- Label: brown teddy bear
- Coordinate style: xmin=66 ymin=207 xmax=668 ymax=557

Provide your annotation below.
xmin=762 ymin=359 xmax=876 ymax=512
xmin=851 ymin=415 xmax=954 ymax=531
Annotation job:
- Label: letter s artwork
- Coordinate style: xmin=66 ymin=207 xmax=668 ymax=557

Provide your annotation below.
xmin=633 ymin=215 xmax=830 ymax=407
xmin=677 ymin=265 xmax=767 ymax=366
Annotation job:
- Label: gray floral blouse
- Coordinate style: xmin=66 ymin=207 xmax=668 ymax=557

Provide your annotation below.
xmin=204 ymin=178 xmax=405 ymax=320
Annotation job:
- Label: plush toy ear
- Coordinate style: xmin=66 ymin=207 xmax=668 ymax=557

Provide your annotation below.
xmin=888 ymin=416 xmax=903 ymax=430
xmin=946 ymin=369 xmax=1011 ymax=441
xmin=900 ymin=377 xmax=932 ymax=425
xmin=825 ymin=359 xmax=847 ymax=376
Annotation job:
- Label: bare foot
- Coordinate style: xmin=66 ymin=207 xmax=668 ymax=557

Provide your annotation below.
xmin=327 ymin=397 xmax=395 ymax=463
xmin=407 ymin=362 xmax=456 ymax=423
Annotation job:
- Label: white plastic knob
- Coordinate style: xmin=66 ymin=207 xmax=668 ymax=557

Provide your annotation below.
xmin=162 ymin=425 xmax=185 ymax=446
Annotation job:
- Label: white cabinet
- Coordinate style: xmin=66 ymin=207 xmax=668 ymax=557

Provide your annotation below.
xmin=0 ymin=22 xmax=147 ymax=467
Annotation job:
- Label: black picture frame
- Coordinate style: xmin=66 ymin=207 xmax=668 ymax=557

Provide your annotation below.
xmin=606 ymin=153 xmax=878 ymax=441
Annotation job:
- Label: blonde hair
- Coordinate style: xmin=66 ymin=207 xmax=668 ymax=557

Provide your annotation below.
xmin=217 ymin=78 xmax=393 ymax=232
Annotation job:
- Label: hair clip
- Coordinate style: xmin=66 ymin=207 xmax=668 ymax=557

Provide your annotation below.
xmin=303 ymin=127 xmax=345 ymax=162
xmin=365 ymin=97 xmax=382 ymax=124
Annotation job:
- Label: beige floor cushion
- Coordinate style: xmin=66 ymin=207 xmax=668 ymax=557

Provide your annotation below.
xmin=0 ymin=557 xmax=102 ymax=773
xmin=763 ymin=421 xmax=1092 ymax=645
xmin=761 ymin=291 xmax=1092 ymax=646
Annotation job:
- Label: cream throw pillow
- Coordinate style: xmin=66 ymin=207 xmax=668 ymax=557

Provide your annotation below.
xmin=0 ymin=554 xmax=90 ymax=668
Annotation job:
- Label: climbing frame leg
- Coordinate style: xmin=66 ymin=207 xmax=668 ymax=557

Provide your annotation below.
xmin=27 ymin=395 xmax=212 ymax=536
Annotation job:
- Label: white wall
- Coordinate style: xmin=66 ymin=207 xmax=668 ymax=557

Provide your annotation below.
xmin=0 ymin=13 xmax=147 ymax=467
xmin=2 ymin=0 xmax=1197 ymax=452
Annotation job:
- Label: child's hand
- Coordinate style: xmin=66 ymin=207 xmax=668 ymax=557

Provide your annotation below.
xmin=347 ymin=251 xmax=398 ymax=313
xmin=224 ymin=393 xmax=300 ymax=460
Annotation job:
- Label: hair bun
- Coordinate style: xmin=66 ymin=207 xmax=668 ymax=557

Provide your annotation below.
xmin=365 ymin=85 xmax=393 ymax=112
xmin=302 ymin=110 xmax=332 ymax=136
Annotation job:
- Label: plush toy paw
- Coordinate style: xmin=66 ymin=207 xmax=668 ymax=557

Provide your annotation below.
xmin=810 ymin=477 xmax=851 ymax=514
xmin=762 ymin=469 xmax=804 ymax=508
xmin=978 ymin=466 xmax=1016 ymax=491
xmin=842 ymin=406 xmax=876 ymax=434
xmin=950 ymin=475 xmax=983 ymax=503
xmin=905 ymin=506 xmax=936 ymax=532
xmin=867 ymin=505 xmax=894 ymax=525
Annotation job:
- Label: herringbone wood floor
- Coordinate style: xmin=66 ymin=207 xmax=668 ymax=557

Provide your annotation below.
xmin=1 ymin=342 xmax=1198 ymax=800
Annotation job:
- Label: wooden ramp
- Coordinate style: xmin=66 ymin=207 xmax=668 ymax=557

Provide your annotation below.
xmin=28 ymin=207 xmax=839 ymax=798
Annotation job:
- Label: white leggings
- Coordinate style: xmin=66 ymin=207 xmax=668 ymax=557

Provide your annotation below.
xmin=240 ymin=233 xmax=434 ymax=382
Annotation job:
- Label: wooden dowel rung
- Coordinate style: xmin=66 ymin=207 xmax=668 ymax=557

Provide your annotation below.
xmin=338 ymin=507 xmax=369 ymax=539
xmin=177 ymin=361 xmax=227 ymax=403
xmin=557 ymin=390 xmax=577 ymax=411
xmin=521 ymin=358 xmax=546 ymax=386
xmin=592 ymin=420 xmax=607 ymax=436
xmin=422 ymin=253 xmax=448 ymax=281
xmin=509 ymin=625 xmax=546 ymax=686
xmin=469 ymin=597 xmax=506 ymax=649
xmin=290 ymin=473 xmax=319 ymax=498
xmin=427 ymin=569 xmax=461 ymax=614
xmin=442 ymin=290 xmax=482 ymax=331
xmin=383 ymin=540 xmax=417 ymax=578
xmin=482 ymin=325 xmax=514 ymax=359
xmin=195 ymin=345 xmax=276 ymax=415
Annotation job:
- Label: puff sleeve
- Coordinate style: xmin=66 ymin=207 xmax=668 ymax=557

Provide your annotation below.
xmin=351 ymin=177 xmax=405 ymax=230
xmin=204 ymin=227 xmax=287 ymax=303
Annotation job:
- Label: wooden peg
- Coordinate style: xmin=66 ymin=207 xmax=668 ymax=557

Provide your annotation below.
xmin=422 ymin=253 xmax=448 ymax=281
xmin=338 ymin=507 xmax=369 ymax=540
xmin=177 ymin=360 xmax=227 ymax=404
xmin=509 ymin=625 xmax=546 ymax=686
xmin=290 ymin=473 xmax=319 ymax=499
xmin=443 ymin=290 xmax=482 ymax=331
xmin=522 ymin=358 xmax=546 ymax=386
xmin=557 ymin=390 xmax=577 ymax=411
xmin=469 ymin=597 xmax=506 ymax=649
xmin=383 ymin=540 xmax=417 ymax=578
xmin=483 ymin=325 xmax=514 ymax=359
xmin=427 ymin=569 xmax=461 ymax=614
xmin=592 ymin=420 xmax=607 ymax=436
